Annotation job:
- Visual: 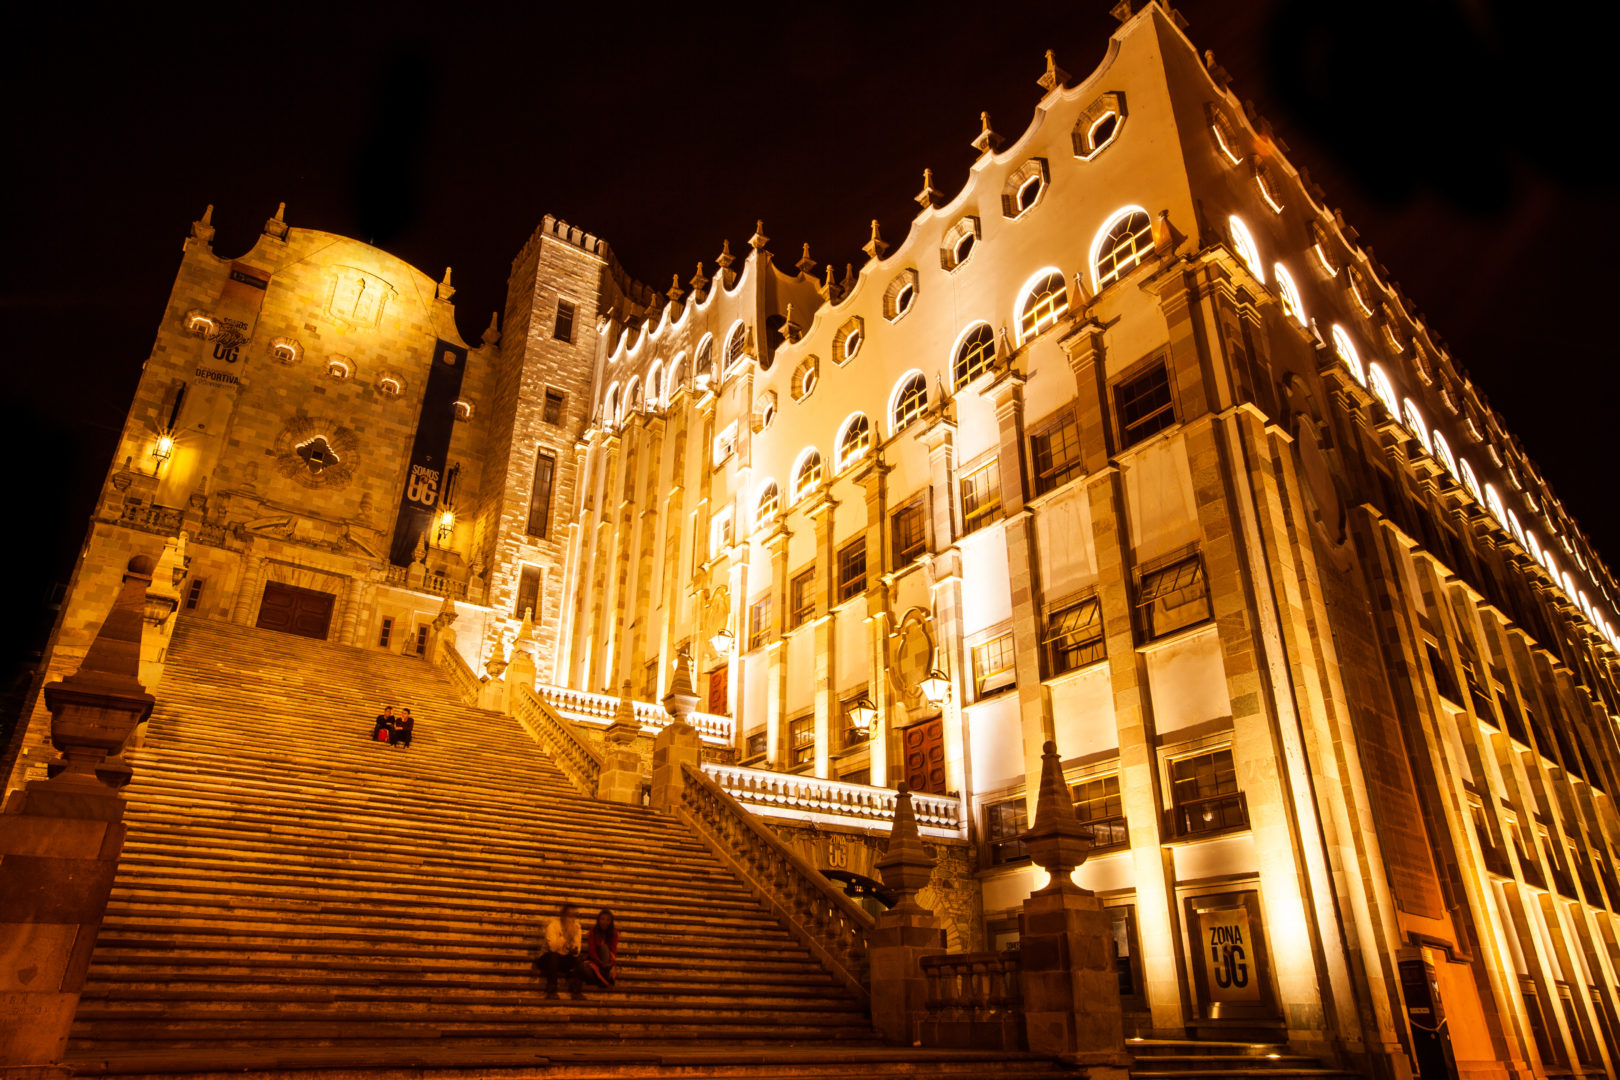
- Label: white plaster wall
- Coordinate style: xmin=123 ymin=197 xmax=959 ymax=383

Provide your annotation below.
xmin=1051 ymin=664 xmax=1118 ymax=758
xmin=1145 ymin=626 xmax=1230 ymax=735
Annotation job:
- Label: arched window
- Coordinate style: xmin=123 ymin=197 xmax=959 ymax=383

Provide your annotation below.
xmin=1330 ymin=325 xmax=1365 ymax=386
xmin=837 ymin=413 xmax=872 ymax=470
xmin=724 ymin=321 xmax=748 ymax=368
xmin=1273 ymin=264 xmax=1305 ymax=326
xmin=1367 ymin=363 xmax=1398 ymax=420
xmin=953 ymin=323 xmax=996 ymax=388
xmin=1228 ymin=215 xmax=1264 ymax=283
xmin=603 ymin=382 xmax=621 ymax=427
xmin=1401 ymin=398 xmax=1432 ymax=455
xmin=1090 ymin=207 xmax=1153 ymax=290
xmin=1017 ymin=269 xmax=1069 ymax=343
xmin=664 ymin=353 xmax=686 ymax=404
xmin=1484 ymin=483 xmax=1509 ymax=531
xmin=623 ymin=377 xmax=640 ymax=418
xmin=890 ymin=371 xmax=928 ymax=433
xmin=1432 ymin=428 xmax=1458 ymax=477
xmin=645 ymin=361 xmax=663 ymax=408
xmin=756 ymin=480 xmax=780 ymax=526
xmin=1458 ymin=456 xmax=1482 ymax=503
xmin=696 ymin=335 xmax=715 ymax=379
xmin=792 ymin=449 xmax=824 ymax=502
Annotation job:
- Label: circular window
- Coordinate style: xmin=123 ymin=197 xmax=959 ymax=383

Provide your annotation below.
xmin=844 ymin=328 xmax=863 ymax=362
xmin=954 ymin=233 xmax=976 ymax=265
xmin=1017 ymin=175 xmax=1042 ymax=213
xmin=894 ymin=282 xmax=916 ymax=316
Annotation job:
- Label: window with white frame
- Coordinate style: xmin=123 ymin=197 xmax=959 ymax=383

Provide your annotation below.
xmin=713 ymin=421 xmax=738 ymax=466
xmin=836 ymin=317 xmax=864 ymax=365
xmin=695 ymin=335 xmax=715 ymax=380
xmin=940 ymin=217 xmax=980 ymax=272
xmin=755 ymin=480 xmax=780 ymax=526
xmin=837 ymin=413 xmax=872 ymax=470
xmin=1043 ymin=596 xmax=1104 ymax=675
xmin=792 ymin=450 xmax=824 ymax=502
xmin=1072 ymin=92 xmax=1125 ymax=159
xmin=1017 ymin=269 xmax=1069 ymax=342
xmin=952 ymin=323 xmax=996 ymax=388
xmin=1091 ymin=209 xmax=1154 ymax=291
xmin=890 ymin=371 xmax=928 ymax=433
xmin=710 ymin=508 xmax=734 ymax=557
xmin=973 ymin=632 xmax=1017 ymax=696
xmin=724 ymin=322 xmax=748 ymax=369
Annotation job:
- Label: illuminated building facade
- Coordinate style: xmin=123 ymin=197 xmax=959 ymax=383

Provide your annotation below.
xmin=7 ymin=5 xmax=1620 ymax=1077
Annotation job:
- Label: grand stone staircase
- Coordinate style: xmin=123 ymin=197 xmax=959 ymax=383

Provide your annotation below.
xmin=63 ymin=616 xmax=1076 ymax=1078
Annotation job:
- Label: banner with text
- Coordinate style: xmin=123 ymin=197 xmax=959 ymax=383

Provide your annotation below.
xmin=389 ymin=340 xmax=466 ymax=566
xmin=1197 ymin=907 xmax=1262 ymax=1005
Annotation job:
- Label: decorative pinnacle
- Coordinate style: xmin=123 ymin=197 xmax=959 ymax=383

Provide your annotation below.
xmin=437 ymin=266 xmax=456 ymax=302
xmin=748 ymin=220 xmax=769 ymax=251
xmin=915 ymin=168 xmax=943 ymax=210
xmin=820 ymin=264 xmax=840 ymax=302
xmin=1021 ymin=740 xmax=1094 ymax=894
xmin=796 ymin=242 xmax=817 ymax=276
xmin=1038 ymin=49 xmax=1070 ymax=93
xmin=716 ymin=238 xmax=735 ymax=270
xmin=263 ymin=201 xmax=289 ymax=240
xmin=780 ymin=302 xmax=801 ymax=344
xmin=841 ymin=263 xmax=856 ymax=296
xmin=862 ymin=219 xmax=889 ymax=261
xmin=201 ymin=204 xmax=214 ymax=225
xmin=690 ymin=261 xmax=709 ymax=301
xmin=971 ymin=112 xmax=1003 ymax=155
xmin=667 ymin=273 xmax=685 ymax=302
xmin=192 ymin=204 xmax=217 ymax=245
xmin=481 ymin=310 xmax=500 ymax=346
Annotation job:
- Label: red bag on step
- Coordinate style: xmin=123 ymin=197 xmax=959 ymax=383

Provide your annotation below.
xmin=376 ymin=730 xmax=390 ymax=742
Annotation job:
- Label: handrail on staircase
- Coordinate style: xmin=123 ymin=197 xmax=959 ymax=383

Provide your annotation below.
xmin=511 ymin=683 xmax=604 ymax=798
xmin=438 ymin=643 xmax=482 ymax=706
xmin=675 ymin=760 xmax=873 ymax=1005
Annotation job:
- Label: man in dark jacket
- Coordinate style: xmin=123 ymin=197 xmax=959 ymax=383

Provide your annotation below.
xmin=372 ymin=706 xmax=397 ymax=743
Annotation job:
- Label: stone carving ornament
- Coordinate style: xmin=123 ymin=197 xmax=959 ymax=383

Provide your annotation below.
xmin=272 ymin=415 xmax=360 ymax=489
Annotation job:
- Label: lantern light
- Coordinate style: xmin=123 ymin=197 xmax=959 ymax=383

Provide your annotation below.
xmin=920 ymin=667 xmax=952 ymax=707
xmin=153 ymin=434 xmax=175 ymax=463
xmin=845 ymin=693 xmax=878 ymax=736
xmin=709 ymin=626 xmax=735 ymax=657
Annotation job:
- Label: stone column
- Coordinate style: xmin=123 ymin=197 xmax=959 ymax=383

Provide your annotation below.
xmin=807 ymin=494 xmax=838 ymax=778
xmin=651 ymin=646 xmax=703 ymax=811
xmin=869 ymin=784 xmax=946 ymax=1045
xmin=232 ymin=550 xmax=265 ymax=626
xmin=763 ymin=527 xmax=790 ymax=765
xmin=597 ymin=683 xmax=645 ymax=805
xmin=1018 ymin=740 xmax=1131 ymax=1076
xmin=0 ymin=557 xmax=156 ymax=1077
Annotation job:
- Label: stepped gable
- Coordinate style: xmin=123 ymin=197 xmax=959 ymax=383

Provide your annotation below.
xmin=64 ymin=616 xmax=1075 ymax=1079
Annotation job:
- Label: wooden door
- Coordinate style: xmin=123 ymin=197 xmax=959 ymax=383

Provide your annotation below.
xmin=902 ymin=717 xmax=946 ymax=794
xmin=707 ymin=665 xmax=729 ymax=715
xmin=256 ymin=582 xmax=336 ymax=640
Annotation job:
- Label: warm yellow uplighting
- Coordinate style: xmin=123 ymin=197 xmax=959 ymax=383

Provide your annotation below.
xmin=153 ymin=433 xmax=175 ymax=463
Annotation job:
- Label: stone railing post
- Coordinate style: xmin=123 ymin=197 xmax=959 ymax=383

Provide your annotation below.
xmin=425 ymin=593 xmax=458 ymax=666
xmin=503 ymin=608 xmax=537 ymax=706
xmin=0 ymin=556 xmax=157 ymax=1075
xmin=1018 ymin=740 xmax=1131 ymax=1076
xmin=870 ymin=783 xmax=947 ymax=1045
xmin=597 ymin=683 xmax=645 ymax=804
xmin=651 ymin=645 xmax=702 ymax=810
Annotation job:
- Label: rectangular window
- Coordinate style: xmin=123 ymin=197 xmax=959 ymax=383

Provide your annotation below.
xmin=414 ymin=624 xmax=429 ymax=657
xmin=837 ymin=538 xmax=867 ymax=602
xmin=960 ymin=458 xmax=1002 ymax=535
xmin=1170 ymin=748 xmax=1248 ymax=836
xmin=1426 ymin=641 xmax=1462 ymax=704
xmin=553 ymin=299 xmax=575 ymax=343
xmin=748 ymin=595 xmax=772 ymax=650
xmin=985 ymin=798 xmax=1029 ymax=865
xmin=1073 ymin=774 xmax=1129 ymax=850
xmin=1115 ymin=361 xmax=1176 ymax=447
xmin=789 ymin=715 xmax=815 ymax=768
xmin=710 ymin=509 xmax=734 ymax=558
xmin=1043 ymin=596 xmax=1104 ymax=675
xmin=644 ymin=659 xmax=659 ymax=699
xmin=891 ymin=499 xmax=927 ymax=566
xmin=789 ymin=567 xmax=816 ymax=628
xmin=527 ymin=451 xmax=556 ymax=538
xmin=713 ymin=422 xmax=738 ymax=467
xmin=378 ymin=616 xmax=393 ymax=649
xmin=973 ymin=632 xmax=1017 ymax=697
xmin=746 ymin=731 xmax=767 ymax=760
xmin=184 ymin=577 xmax=205 ymax=610
xmin=1138 ymin=554 xmax=1211 ymax=638
xmin=542 ymin=388 xmax=566 ymax=425
xmin=1029 ymin=410 xmax=1083 ymax=495
xmin=514 ymin=565 xmax=541 ymax=619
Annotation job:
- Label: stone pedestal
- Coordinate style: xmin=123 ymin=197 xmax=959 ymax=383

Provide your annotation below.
xmin=0 ymin=557 xmax=155 ymax=1077
xmin=597 ymin=684 xmax=646 ymax=804
xmin=870 ymin=784 xmax=946 ymax=1045
xmin=649 ymin=721 xmax=701 ymax=811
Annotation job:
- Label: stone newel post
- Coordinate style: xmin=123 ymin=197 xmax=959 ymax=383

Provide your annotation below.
xmin=503 ymin=608 xmax=537 ymax=705
xmin=425 ymin=593 xmax=459 ymax=666
xmin=597 ymin=682 xmax=645 ymax=804
xmin=1018 ymin=740 xmax=1131 ymax=1075
xmin=651 ymin=646 xmax=702 ymax=811
xmin=0 ymin=557 xmax=157 ymax=1076
xmin=869 ymin=783 xmax=947 ymax=1044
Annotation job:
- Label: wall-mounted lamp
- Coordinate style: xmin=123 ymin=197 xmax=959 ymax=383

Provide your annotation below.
xmin=919 ymin=665 xmax=952 ymax=708
xmin=436 ymin=509 xmax=455 ymax=543
xmin=845 ymin=693 xmax=879 ymax=738
xmin=709 ymin=626 xmax=735 ymax=657
xmin=153 ymin=433 xmax=175 ymax=464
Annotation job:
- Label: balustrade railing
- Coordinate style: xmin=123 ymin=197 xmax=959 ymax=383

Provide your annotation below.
xmin=539 ymin=684 xmax=732 ymax=745
xmin=676 ymin=762 xmax=873 ymax=1001
xmin=511 ymin=683 xmax=603 ymax=797
xmin=439 ymin=643 xmax=482 ymax=705
xmin=702 ymin=763 xmax=964 ymax=835
xmin=382 ymin=564 xmax=468 ymax=600
xmin=919 ymin=950 xmax=1025 ymax=1050
xmin=121 ymin=502 xmax=182 ymax=535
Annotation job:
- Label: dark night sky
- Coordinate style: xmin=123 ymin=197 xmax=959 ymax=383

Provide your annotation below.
xmin=3 ymin=0 xmax=1617 ymax=671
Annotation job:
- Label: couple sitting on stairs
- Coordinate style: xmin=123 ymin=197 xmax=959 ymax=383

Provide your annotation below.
xmin=537 ymin=904 xmax=620 ymax=999
xmin=371 ymin=705 xmax=415 ymax=747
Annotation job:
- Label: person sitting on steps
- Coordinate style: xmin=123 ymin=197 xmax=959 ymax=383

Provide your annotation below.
xmin=582 ymin=909 xmax=619 ymax=989
xmin=393 ymin=708 xmax=415 ymax=749
xmin=538 ymin=903 xmax=585 ymax=999
xmin=372 ymin=705 xmax=397 ymax=744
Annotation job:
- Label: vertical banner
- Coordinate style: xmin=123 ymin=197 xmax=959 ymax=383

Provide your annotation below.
xmin=389 ymin=340 xmax=467 ymax=566
xmin=1197 ymin=907 xmax=1261 ymax=1004
xmin=197 ymin=262 xmax=271 ymax=385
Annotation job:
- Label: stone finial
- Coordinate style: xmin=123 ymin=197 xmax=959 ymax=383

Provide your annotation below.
xmin=796 ymin=242 xmax=817 ymax=276
xmin=437 ymin=267 xmax=456 ymax=302
xmin=39 ymin=556 xmax=158 ymax=800
xmin=1038 ymin=49 xmax=1070 ymax=93
xmin=971 ymin=112 xmax=1003 ymax=155
xmin=840 ymin=262 xmax=856 ymax=296
xmin=820 ymin=264 xmax=840 ymax=303
xmin=666 ymin=273 xmax=685 ymax=302
xmin=481 ymin=311 xmax=500 ymax=347
xmin=1110 ymin=0 xmax=1134 ymax=23
xmin=876 ymin=783 xmax=937 ymax=914
xmin=412 ymin=530 xmax=428 ymax=565
xmin=433 ymin=592 xmax=458 ymax=628
xmin=749 ymin=220 xmax=770 ymax=251
xmin=1021 ymin=740 xmax=1093 ymax=895
xmin=191 ymin=204 xmax=216 ymax=245
xmin=780 ymin=303 xmax=801 ymax=344
xmin=1204 ymin=49 xmax=1232 ymax=90
xmin=690 ymin=261 xmax=710 ymax=301
xmin=607 ymin=679 xmax=641 ymax=744
xmin=263 ymin=201 xmax=289 ymax=240
xmin=915 ymin=168 xmax=943 ymax=211
xmin=862 ymin=219 xmax=890 ymax=261
xmin=716 ymin=238 xmax=735 ymax=270
xmin=662 ymin=643 xmax=700 ymax=723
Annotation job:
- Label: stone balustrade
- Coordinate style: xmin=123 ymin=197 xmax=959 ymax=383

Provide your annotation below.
xmin=676 ymin=762 xmax=873 ymax=1001
xmin=702 ymin=763 xmax=964 ymax=836
xmin=441 ymin=644 xmax=482 ymax=705
xmin=511 ymin=683 xmax=603 ymax=797
xmin=918 ymin=950 xmax=1026 ymax=1050
xmin=539 ymin=684 xmax=732 ymax=746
